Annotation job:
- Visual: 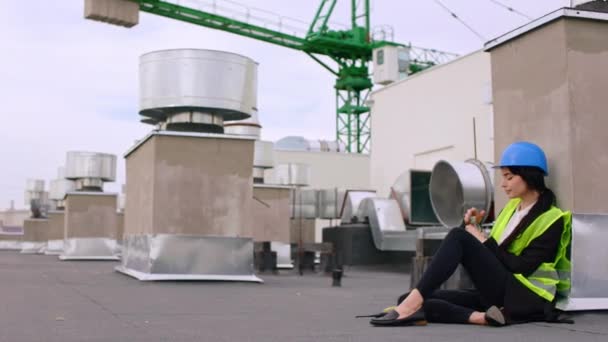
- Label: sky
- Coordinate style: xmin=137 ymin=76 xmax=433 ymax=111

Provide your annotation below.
xmin=0 ymin=0 xmax=571 ymax=209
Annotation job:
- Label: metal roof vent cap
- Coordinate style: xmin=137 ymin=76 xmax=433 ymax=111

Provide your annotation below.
xmin=24 ymin=179 xmax=48 ymax=218
xmin=65 ymin=151 xmax=117 ymax=192
xmin=49 ymin=167 xmax=76 ymax=209
xmin=252 ymin=141 xmax=275 ymax=184
xmin=224 ymin=110 xmax=262 ymax=138
xmin=138 ymin=49 xmax=258 ymax=133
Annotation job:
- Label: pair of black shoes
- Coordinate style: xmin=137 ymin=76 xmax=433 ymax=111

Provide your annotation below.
xmin=368 ymin=305 xmax=506 ymax=327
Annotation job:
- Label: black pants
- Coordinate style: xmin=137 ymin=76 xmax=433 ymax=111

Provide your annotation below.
xmin=414 ymin=228 xmax=510 ymax=324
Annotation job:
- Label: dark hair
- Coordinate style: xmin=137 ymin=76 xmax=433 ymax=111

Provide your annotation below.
xmin=507 ymin=166 xmax=556 ymax=212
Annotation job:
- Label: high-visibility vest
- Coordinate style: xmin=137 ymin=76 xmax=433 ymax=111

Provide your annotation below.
xmin=490 ymin=199 xmax=571 ymax=302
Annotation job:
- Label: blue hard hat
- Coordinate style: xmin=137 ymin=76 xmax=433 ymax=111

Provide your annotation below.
xmin=497 ymin=141 xmax=548 ymax=175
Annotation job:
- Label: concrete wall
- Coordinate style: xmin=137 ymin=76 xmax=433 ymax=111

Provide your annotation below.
xmin=489 ymin=17 xmax=608 ymax=212
xmin=125 ymin=134 xmax=255 ymax=237
xmin=47 ymin=211 xmax=64 ymax=240
xmin=0 ymin=209 xmax=30 ymax=227
xmin=116 ymin=211 xmax=124 ymax=243
xmin=251 ymin=186 xmax=290 ymax=243
xmin=369 ymin=50 xmax=494 ymax=198
xmin=65 ymin=193 xmax=118 ymax=239
xmin=23 ymin=218 xmax=49 ymax=242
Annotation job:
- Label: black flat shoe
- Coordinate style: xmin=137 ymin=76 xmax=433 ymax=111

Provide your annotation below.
xmin=356 ymin=306 xmax=397 ymax=318
xmin=485 ymin=306 xmax=506 ymax=327
xmin=356 ymin=312 xmax=387 ymax=318
xmin=370 ymin=308 xmax=427 ymax=327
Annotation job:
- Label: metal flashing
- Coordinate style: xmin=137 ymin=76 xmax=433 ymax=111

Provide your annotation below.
xmin=485 ymin=8 xmax=608 ymax=51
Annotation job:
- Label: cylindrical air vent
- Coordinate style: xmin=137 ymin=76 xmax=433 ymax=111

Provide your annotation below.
xmin=139 ymin=49 xmax=258 ymax=133
xmin=65 ymin=151 xmax=117 ymax=191
xmin=252 ymin=140 xmax=275 ymax=184
xmin=224 ymin=110 xmax=262 ymax=138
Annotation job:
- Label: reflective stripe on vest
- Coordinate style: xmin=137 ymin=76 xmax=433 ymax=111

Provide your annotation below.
xmin=490 ymin=199 xmax=572 ymax=302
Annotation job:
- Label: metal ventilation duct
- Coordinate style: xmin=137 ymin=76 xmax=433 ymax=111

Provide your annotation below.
xmin=340 ymin=190 xmax=376 ymax=223
xmin=317 ymin=188 xmax=346 ymax=219
xmin=290 ymin=188 xmax=318 ymax=219
xmin=275 ymin=136 xmax=346 ymax=152
xmin=389 ymin=171 xmax=410 ymax=223
xmin=139 ymin=49 xmax=257 ymax=133
xmin=358 ymin=198 xmax=416 ymax=251
xmin=273 ymin=163 xmax=311 ymax=186
xmin=65 ymin=151 xmax=117 ymax=191
xmin=429 ymin=159 xmax=494 ymax=228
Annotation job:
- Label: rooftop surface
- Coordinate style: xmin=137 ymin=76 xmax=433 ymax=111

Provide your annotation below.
xmin=1 ymin=251 xmax=607 ymax=342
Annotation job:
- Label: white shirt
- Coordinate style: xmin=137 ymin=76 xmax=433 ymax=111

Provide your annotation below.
xmin=498 ymin=201 xmax=537 ymax=245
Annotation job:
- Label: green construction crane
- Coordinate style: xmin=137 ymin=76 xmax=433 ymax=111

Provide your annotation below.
xmin=129 ymin=0 xmax=456 ymax=153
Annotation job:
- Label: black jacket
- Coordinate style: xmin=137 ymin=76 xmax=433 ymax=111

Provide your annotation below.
xmin=483 ymin=209 xmax=565 ymax=322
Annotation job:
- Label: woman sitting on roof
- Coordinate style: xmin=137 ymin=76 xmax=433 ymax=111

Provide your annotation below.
xmin=370 ymin=141 xmax=571 ymax=326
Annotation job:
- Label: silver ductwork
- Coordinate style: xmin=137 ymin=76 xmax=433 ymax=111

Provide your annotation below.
xmin=273 ymin=163 xmax=311 ymax=186
xmin=409 ymin=170 xmax=440 ymax=225
xmin=139 ymin=49 xmax=257 ymax=133
xmin=340 ymin=190 xmax=376 ymax=223
xmin=275 ymin=136 xmax=346 ymax=153
xmin=429 ymin=159 xmax=494 ymax=228
xmin=290 ymin=189 xmax=318 ymax=219
xmin=389 ymin=171 xmax=410 ymax=223
xmin=317 ymin=188 xmax=346 ymax=219
xmin=356 ymin=198 xmax=417 ymax=251
xmin=65 ymin=151 xmax=116 ymax=192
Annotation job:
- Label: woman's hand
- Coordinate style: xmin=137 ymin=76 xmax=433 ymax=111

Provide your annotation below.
xmin=464 ymin=207 xmax=487 ymax=243
xmin=464 ymin=207 xmax=486 ymax=226
xmin=465 ymin=224 xmax=487 ymax=243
